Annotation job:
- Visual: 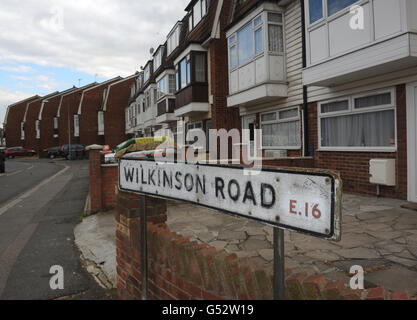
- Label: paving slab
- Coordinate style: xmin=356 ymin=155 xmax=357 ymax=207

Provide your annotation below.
xmin=166 ymin=193 xmax=417 ymax=295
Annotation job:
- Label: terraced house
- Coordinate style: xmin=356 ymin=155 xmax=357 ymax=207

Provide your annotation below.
xmin=126 ymin=0 xmax=241 ymax=147
xmin=301 ymin=0 xmax=417 ymax=201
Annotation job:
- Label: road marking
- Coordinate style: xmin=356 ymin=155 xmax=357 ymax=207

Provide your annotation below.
xmin=0 ymin=165 xmax=70 ymax=217
xmin=6 ymin=170 xmax=22 ymax=177
xmin=26 ymin=165 xmax=34 ymax=171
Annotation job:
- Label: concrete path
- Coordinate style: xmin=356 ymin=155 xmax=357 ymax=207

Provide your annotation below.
xmin=167 ymin=193 xmax=417 ymax=296
xmin=75 ymin=211 xmax=116 ymax=289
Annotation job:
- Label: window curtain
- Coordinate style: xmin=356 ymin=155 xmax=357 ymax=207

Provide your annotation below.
xmin=262 ymin=121 xmax=300 ymax=147
xmin=195 ymin=53 xmax=206 ymax=82
xmin=268 ymin=24 xmax=283 ymax=52
xmin=321 ymin=110 xmax=395 ymax=147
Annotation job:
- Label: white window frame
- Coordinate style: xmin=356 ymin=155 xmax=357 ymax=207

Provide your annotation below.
xmin=157 ymin=72 xmax=176 ymax=101
xmin=167 ymin=23 xmax=182 ymax=57
xmin=36 ymin=120 xmax=40 ymax=139
xmin=306 ymin=0 xmax=362 ymax=27
xmin=227 ymin=10 xmax=284 ymax=71
xmin=318 ymin=87 xmax=397 ymax=152
xmin=98 ymin=111 xmax=104 ymax=136
xmin=153 ymin=46 xmax=164 ymax=71
xmin=21 ymin=122 xmax=25 ymax=140
xmin=260 ymin=106 xmax=301 ymax=150
xmin=143 ymin=64 xmax=151 ymax=83
xmin=74 ymin=114 xmax=80 ymax=137
xmin=189 ymin=0 xmax=207 ymax=31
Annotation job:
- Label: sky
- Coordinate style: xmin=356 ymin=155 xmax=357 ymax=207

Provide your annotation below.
xmin=0 ymin=0 xmax=190 ymax=126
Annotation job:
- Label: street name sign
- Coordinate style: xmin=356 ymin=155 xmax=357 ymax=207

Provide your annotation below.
xmin=119 ymin=158 xmax=342 ymax=240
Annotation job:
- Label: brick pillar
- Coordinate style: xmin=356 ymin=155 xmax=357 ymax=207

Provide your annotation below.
xmin=87 ymin=144 xmax=104 ymax=214
xmin=115 ymin=190 xmax=167 ymax=300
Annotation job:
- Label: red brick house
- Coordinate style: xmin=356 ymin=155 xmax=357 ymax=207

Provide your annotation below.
xmin=57 ymin=83 xmax=97 ymax=147
xmin=23 ymin=92 xmax=59 ymax=152
xmin=77 ymin=77 xmax=122 ymax=147
xmin=102 ymin=74 xmax=138 ymax=148
xmin=38 ymin=87 xmax=78 ymax=153
xmin=4 ymin=96 xmax=40 ymax=148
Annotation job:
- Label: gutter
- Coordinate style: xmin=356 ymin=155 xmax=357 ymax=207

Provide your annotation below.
xmin=300 ymin=0 xmax=309 ymax=157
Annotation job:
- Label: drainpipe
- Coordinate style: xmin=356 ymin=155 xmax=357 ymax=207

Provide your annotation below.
xmin=300 ymin=0 xmax=309 ymax=157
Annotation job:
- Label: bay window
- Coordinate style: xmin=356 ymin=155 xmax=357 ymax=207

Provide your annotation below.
xmin=261 ymin=107 xmax=301 ymax=149
xmin=319 ymin=89 xmax=396 ymax=151
xmin=175 ymin=51 xmax=207 ymax=91
xmin=157 ymin=74 xmax=176 ymax=100
xmin=228 ymin=12 xmax=283 ymax=70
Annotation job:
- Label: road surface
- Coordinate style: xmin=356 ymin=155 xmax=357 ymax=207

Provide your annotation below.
xmin=0 ymin=159 xmax=116 ymax=300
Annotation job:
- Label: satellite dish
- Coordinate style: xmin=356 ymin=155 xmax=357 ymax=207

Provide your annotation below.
xmin=150 ymin=47 xmax=155 ymax=55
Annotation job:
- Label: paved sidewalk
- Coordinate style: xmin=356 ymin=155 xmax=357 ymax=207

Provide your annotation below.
xmin=167 ymin=194 xmax=417 ymax=296
xmin=75 ymin=211 xmax=116 ymax=289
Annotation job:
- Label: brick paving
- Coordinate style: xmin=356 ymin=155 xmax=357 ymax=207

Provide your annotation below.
xmin=167 ymin=193 xmax=417 ymax=295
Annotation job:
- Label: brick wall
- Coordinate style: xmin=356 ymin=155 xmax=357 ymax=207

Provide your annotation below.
xmin=5 ymin=97 xmax=39 ymax=148
xmin=59 ymin=90 xmax=83 ymax=146
xmin=104 ymin=77 xmax=137 ymax=149
xmin=24 ymin=99 xmax=42 ymax=152
xmin=88 ymin=147 xmax=119 ymax=213
xmin=210 ymin=0 xmax=241 ymax=134
xmin=86 ymin=145 xmax=412 ymax=300
xmin=308 ymin=84 xmax=407 ymax=199
xmin=115 ymin=189 xmax=412 ymax=300
xmin=40 ymin=95 xmax=62 ymax=154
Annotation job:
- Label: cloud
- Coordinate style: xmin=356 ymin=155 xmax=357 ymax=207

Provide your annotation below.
xmin=0 ymin=0 xmax=190 ymax=78
xmin=0 ymin=65 xmax=34 ymax=73
xmin=0 ymin=86 xmax=34 ymax=124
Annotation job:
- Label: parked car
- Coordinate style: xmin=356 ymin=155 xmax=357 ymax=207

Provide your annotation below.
xmin=44 ymin=146 xmax=62 ymax=159
xmin=5 ymin=147 xmax=36 ymax=158
xmin=60 ymin=144 xmax=87 ymax=160
xmin=0 ymin=147 xmax=5 ymax=173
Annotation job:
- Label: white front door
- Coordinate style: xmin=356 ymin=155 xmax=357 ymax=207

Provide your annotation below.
xmin=407 ymin=82 xmax=417 ymax=202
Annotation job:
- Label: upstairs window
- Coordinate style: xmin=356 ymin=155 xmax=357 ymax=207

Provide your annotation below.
xmin=167 ymin=23 xmax=181 ymax=56
xmin=143 ymin=64 xmax=151 ymax=83
xmin=157 ymin=74 xmax=176 ymax=100
xmin=175 ymin=51 xmax=207 ymax=91
xmin=36 ymin=120 xmax=40 ymax=139
xmin=74 ymin=115 xmax=80 ymax=137
xmin=308 ymin=0 xmax=359 ymax=24
xmin=98 ymin=111 xmax=104 ymax=135
xmin=228 ymin=12 xmax=283 ymax=70
xmin=189 ymin=0 xmax=207 ymax=31
xmin=153 ymin=47 xmax=164 ymax=71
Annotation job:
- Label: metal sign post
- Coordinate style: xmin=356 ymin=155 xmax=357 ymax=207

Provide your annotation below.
xmin=140 ymin=194 xmax=148 ymax=301
xmin=273 ymin=227 xmax=285 ymax=300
